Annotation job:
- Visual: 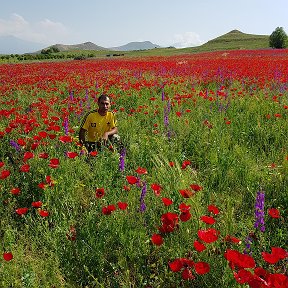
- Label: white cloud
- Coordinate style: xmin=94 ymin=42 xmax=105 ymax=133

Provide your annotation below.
xmin=172 ymin=32 xmax=204 ymax=48
xmin=0 ymin=13 xmax=70 ymax=44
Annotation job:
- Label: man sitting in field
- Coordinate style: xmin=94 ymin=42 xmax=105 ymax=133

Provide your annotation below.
xmin=78 ymin=94 xmax=121 ymax=152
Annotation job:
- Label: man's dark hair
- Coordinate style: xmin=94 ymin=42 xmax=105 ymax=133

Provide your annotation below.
xmin=98 ymin=94 xmax=110 ymax=103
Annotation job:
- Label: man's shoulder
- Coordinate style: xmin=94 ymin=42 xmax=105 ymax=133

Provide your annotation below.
xmin=85 ymin=109 xmax=98 ymax=117
xmin=107 ymin=111 xmax=117 ymax=117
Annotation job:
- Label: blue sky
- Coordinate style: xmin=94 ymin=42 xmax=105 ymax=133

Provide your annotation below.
xmin=0 ymin=0 xmax=287 ymax=48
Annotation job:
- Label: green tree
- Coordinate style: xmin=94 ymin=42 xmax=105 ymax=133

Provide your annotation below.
xmin=269 ymin=27 xmax=288 ymax=48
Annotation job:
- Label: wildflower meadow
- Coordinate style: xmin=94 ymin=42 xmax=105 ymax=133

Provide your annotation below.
xmin=0 ymin=50 xmax=287 ymax=288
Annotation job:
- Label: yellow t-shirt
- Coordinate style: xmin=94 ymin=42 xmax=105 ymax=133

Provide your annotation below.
xmin=80 ymin=110 xmax=117 ymax=142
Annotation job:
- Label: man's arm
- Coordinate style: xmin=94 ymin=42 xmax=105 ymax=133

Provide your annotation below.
xmin=102 ymin=127 xmax=118 ymax=141
xmin=79 ymin=127 xmax=87 ymax=146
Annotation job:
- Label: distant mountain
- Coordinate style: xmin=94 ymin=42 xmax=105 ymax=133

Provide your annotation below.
xmin=0 ymin=35 xmax=46 ymax=54
xmin=109 ymin=41 xmax=161 ymax=51
xmin=48 ymin=42 xmax=108 ymax=52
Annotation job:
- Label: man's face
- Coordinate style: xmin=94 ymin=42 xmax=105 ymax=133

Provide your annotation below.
xmin=98 ymin=97 xmax=111 ymax=115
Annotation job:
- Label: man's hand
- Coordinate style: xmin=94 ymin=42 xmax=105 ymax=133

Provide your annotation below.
xmin=102 ymin=132 xmax=109 ymax=141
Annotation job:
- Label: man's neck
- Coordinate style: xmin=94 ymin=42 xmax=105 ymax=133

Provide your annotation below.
xmin=98 ymin=110 xmax=107 ymax=116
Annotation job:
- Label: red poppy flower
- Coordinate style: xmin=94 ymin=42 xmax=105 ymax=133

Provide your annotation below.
xmin=117 ymin=202 xmax=128 ymax=210
xmin=123 ymin=185 xmax=131 ymax=191
xmin=180 ymin=211 xmax=191 ymax=222
xmin=49 ymin=158 xmax=59 ymax=168
xmin=181 ymin=160 xmax=191 ymax=169
xmin=32 ymin=201 xmax=42 ymax=208
xmin=0 ymin=161 xmax=5 ymax=168
xmin=169 ymin=161 xmax=175 ymax=167
xmin=270 ymin=247 xmax=287 ymax=260
xmin=194 ymin=240 xmax=206 ymax=252
xmin=3 ymin=252 xmax=13 ymax=261
xmin=169 ymin=259 xmax=183 ymax=272
xmin=17 ymin=138 xmax=26 ymax=146
xmin=233 ymin=269 xmax=253 ymax=284
xmin=15 ymin=207 xmax=29 ymax=215
xmin=135 ymin=166 xmax=148 ymax=174
xmin=181 ymin=268 xmax=194 ymax=280
xmin=90 ymin=151 xmax=98 ymax=156
xmin=224 ymin=235 xmax=241 ymax=244
xmin=179 ymin=203 xmax=191 ymax=212
xmin=162 ymin=197 xmax=173 ymax=206
xmin=45 ymin=175 xmax=54 ymax=186
xmin=30 ymin=142 xmax=39 ymax=150
xmin=254 ymin=267 xmax=270 ymax=279
xmin=66 ymin=151 xmax=78 ymax=158
xmin=20 ymin=164 xmax=30 ymax=173
xmin=194 ymin=261 xmax=210 ymax=275
xmin=262 ymin=247 xmax=287 ymax=264
xmin=126 ymin=175 xmax=138 ymax=185
xmin=159 ymin=212 xmax=179 ymax=233
xmin=151 ymin=183 xmax=162 ymax=196
xmin=38 ymin=209 xmax=49 ymax=217
xmin=59 ymin=135 xmax=73 ymax=143
xmin=38 ymin=182 xmax=46 ymax=189
xmin=39 ymin=152 xmax=49 ymax=159
xmin=207 ymin=204 xmax=220 ymax=215
xmin=190 ymin=184 xmax=203 ymax=191
xmin=102 ymin=204 xmax=116 ymax=215
xmin=268 ymin=208 xmax=280 ymax=218
xmin=197 ymin=228 xmax=219 ymax=243
xmin=200 ymin=215 xmax=216 ymax=225
xmin=0 ymin=170 xmax=10 ymax=179
xmin=151 ymin=233 xmax=164 ymax=246
xmin=203 ymin=119 xmax=213 ymax=129
xmin=267 ymin=273 xmax=288 ymax=287
xmin=95 ymin=188 xmax=105 ymax=198
xmin=179 ymin=189 xmax=194 ymax=198
xmin=23 ymin=151 xmax=34 ymax=162
xmin=38 ymin=131 xmax=48 ymax=138
xmin=10 ymin=187 xmax=21 ymax=195
xmin=224 ymin=249 xmax=256 ymax=269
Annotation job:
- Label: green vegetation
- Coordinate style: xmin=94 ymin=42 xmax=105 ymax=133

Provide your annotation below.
xmin=269 ymin=27 xmax=288 ymax=49
xmin=0 ymin=53 xmax=287 ymax=287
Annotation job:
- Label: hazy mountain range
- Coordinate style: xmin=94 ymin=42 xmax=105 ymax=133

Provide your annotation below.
xmin=0 ymin=35 xmax=162 ymax=54
xmin=0 ymin=30 xmax=270 ymax=55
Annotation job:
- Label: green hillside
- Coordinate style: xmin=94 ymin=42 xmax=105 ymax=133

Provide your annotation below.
xmin=86 ymin=29 xmax=270 ymax=57
xmin=132 ymin=29 xmax=270 ymax=56
xmin=0 ymin=30 xmax=271 ymax=62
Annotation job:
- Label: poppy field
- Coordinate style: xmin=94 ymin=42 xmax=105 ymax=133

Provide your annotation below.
xmin=0 ymin=50 xmax=288 ymax=287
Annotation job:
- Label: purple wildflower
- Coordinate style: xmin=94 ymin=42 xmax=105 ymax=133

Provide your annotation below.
xmin=119 ymin=148 xmax=126 ymax=172
xmin=254 ymin=190 xmax=265 ymax=232
xmin=85 ymin=89 xmax=89 ymax=101
xmin=161 ymin=88 xmax=165 ymax=101
xmin=69 ymin=91 xmax=74 ymax=101
xmin=164 ymin=108 xmax=169 ymax=127
xmin=243 ymin=235 xmax=253 ymax=255
xmin=63 ymin=117 xmax=69 ymax=135
xmin=10 ymin=140 xmax=21 ymax=152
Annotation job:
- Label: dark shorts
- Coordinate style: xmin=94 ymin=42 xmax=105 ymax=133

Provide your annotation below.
xmin=85 ymin=134 xmax=122 ymax=153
